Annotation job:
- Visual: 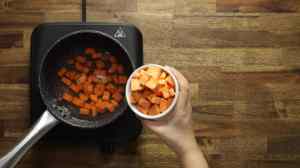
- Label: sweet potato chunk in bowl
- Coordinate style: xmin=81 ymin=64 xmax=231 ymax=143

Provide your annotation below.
xmin=126 ymin=64 xmax=179 ymax=120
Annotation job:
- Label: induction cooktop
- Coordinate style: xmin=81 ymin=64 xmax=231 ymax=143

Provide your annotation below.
xmin=30 ymin=23 xmax=143 ymax=152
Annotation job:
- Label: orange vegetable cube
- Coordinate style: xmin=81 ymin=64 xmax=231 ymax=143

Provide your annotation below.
xmin=61 ymin=77 xmax=72 ymax=86
xmin=131 ymin=91 xmax=142 ymax=103
xmin=106 ymin=83 xmax=116 ymax=92
xmin=131 ymin=79 xmax=143 ymax=91
xmin=147 ymin=94 xmax=161 ymax=104
xmin=112 ymin=92 xmax=123 ymax=102
xmin=166 ymin=76 xmax=175 ymax=88
xmin=90 ymin=94 xmax=98 ymax=102
xmin=159 ymin=99 xmax=169 ymax=112
xmin=169 ymin=88 xmax=176 ymax=97
xmin=72 ymin=97 xmax=84 ymax=107
xmin=160 ymin=86 xmax=171 ymax=99
xmin=95 ymin=84 xmax=105 ymax=96
xmin=57 ymin=67 xmax=67 ymax=77
xmin=111 ymin=100 xmax=119 ymax=107
xmin=160 ymin=72 xmax=167 ymax=79
xmin=95 ymin=60 xmax=105 ymax=69
xmin=106 ymin=103 xmax=115 ymax=112
xmin=96 ymin=101 xmax=105 ymax=112
xmin=138 ymin=98 xmax=151 ymax=109
xmin=145 ymin=78 xmax=158 ymax=90
xmin=92 ymin=52 xmax=103 ymax=59
xmin=85 ymin=48 xmax=96 ymax=55
xmin=102 ymin=91 xmax=110 ymax=101
xmin=148 ymin=105 xmax=160 ymax=115
xmin=79 ymin=93 xmax=88 ymax=102
xmin=146 ymin=67 xmax=161 ymax=79
xmin=80 ymin=108 xmax=90 ymax=115
xmin=118 ymin=76 xmax=128 ymax=84
xmin=70 ymin=84 xmax=81 ymax=93
xmin=62 ymin=92 xmax=73 ymax=102
xmin=137 ymin=106 xmax=148 ymax=114
xmin=85 ymin=60 xmax=92 ymax=67
xmin=77 ymin=74 xmax=87 ymax=84
xmin=75 ymin=55 xmax=86 ymax=64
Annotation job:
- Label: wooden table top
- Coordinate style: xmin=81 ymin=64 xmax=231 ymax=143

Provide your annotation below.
xmin=1 ymin=0 xmax=300 ymax=167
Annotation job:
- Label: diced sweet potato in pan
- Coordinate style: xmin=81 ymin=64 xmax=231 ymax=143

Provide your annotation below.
xmin=57 ymin=48 xmax=127 ymax=117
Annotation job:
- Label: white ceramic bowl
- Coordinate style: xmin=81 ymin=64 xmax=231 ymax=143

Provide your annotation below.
xmin=125 ymin=64 xmax=179 ymax=120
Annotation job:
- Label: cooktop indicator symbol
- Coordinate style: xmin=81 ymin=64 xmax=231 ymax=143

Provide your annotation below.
xmin=114 ymin=27 xmax=126 ymax=38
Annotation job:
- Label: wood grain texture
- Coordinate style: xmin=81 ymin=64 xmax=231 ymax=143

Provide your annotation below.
xmin=217 ymin=0 xmax=300 ymax=13
xmin=0 ymin=0 xmax=300 ymax=168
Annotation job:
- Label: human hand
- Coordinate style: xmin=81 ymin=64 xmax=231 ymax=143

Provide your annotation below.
xmin=142 ymin=66 xmax=196 ymax=155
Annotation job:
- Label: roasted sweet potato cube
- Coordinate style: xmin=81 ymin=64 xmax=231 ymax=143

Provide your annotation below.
xmin=61 ymin=77 xmax=72 ymax=86
xmin=90 ymin=94 xmax=98 ymax=102
xmin=111 ymin=100 xmax=119 ymax=107
xmin=131 ymin=79 xmax=143 ymax=91
xmin=95 ymin=84 xmax=105 ymax=96
xmin=142 ymin=89 xmax=152 ymax=98
xmin=160 ymin=86 xmax=171 ymax=99
xmin=70 ymin=84 xmax=81 ymax=93
xmin=92 ymin=52 xmax=103 ymax=59
xmin=102 ymin=91 xmax=110 ymax=101
xmin=106 ymin=103 xmax=115 ymax=112
xmin=80 ymin=108 xmax=90 ymax=115
xmin=147 ymin=94 xmax=161 ymax=104
xmin=145 ymin=78 xmax=158 ymax=90
xmin=72 ymin=97 xmax=84 ymax=107
xmin=131 ymin=91 xmax=142 ymax=103
xmin=146 ymin=67 xmax=161 ymax=79
xmin=62 ymin=92 xmax=73 ymax=102
xmin=139 ymin=73 xmax=150 ymax=85
xmin=118 ymin=76 xmax=128 ymax=84
xmin=75 ymin=55 xmax=86 ymax=64
xmin=166 ymin=76 xmax=175 ymax=88
xmin=159 ymin=99 xmax=169 ymax=112
xmin=96 ymin=101 xmax=105 ymax=112
xmin=95 ymin=60 xmax=105 ymax=69
xmin=138 ymin=97 xmax=151 ymax=109
xmin=77 ymin=74 xmax=87 ymax=84
xmin=106 ymin=83 xmax=116 ymax=92
xmin=79 ymin=93 xmax=88 ymax=102
xmin=112 ymin=92 xmax=123 ymax=102
xmin=137 ymin=106 xmax=148 ymax=114
xmin=154 ymin=86 xmax=163 ymax=97
xmin=169 ymin=88 xmax=176 ymax=97
xmin=148 ymin=105 xmax=160 ymax=115
xmin=57 ymin=67 xmax=67 ymax=77
xmin=160 ymin=72 xmax=167 ymax=79
xmin=85 ymin=48 xmax=96 ymax=55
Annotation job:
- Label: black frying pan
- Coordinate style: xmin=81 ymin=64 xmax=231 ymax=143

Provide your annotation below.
xmin=41 ymin=30 xmax=134 ymax=128
xmin=0 ymin=1 xmax=134 ymax=167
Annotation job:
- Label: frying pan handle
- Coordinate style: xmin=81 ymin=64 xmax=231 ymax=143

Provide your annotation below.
xmin=0 ymin=110 xmax=59 ymax=168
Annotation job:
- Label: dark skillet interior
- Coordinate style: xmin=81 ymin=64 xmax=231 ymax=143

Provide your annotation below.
xmin=39 ymin=31 xmax=134 ymax=129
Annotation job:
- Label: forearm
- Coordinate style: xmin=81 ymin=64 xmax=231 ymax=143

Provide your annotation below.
xmin=179 ymin=139 xmax=209 ymax=168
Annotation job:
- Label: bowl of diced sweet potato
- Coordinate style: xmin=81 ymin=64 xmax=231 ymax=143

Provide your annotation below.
xmin=126 ymin=64 xmax=179 ymax=120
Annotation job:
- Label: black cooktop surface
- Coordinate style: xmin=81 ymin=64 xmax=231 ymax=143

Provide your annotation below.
xmin=30 ymin=23 xmax=143 ymax=151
